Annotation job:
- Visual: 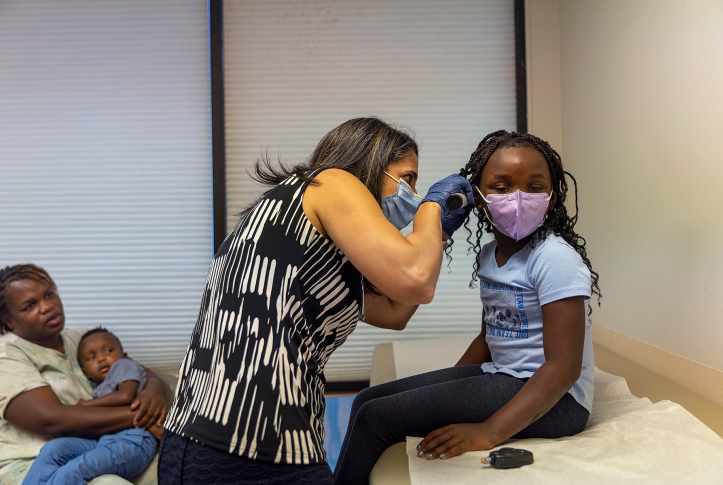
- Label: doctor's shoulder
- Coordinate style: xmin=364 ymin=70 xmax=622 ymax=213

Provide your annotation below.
xmin=303 ymin=169 xmax=384 ymax=225
xmin=300 ymin=168 xmax=377 ymax=243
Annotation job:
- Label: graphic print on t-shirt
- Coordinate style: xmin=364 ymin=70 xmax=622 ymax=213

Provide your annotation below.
xmin=482 ymin=279 xmax=530 ymax=339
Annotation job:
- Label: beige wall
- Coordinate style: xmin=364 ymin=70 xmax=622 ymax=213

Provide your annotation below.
xmin=536 ymin=0 xmax=723 ymax=372
xmin=525 ymin=0 xmax=563 ymax=154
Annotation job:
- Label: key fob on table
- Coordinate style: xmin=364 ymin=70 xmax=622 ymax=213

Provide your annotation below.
xmin=480 ymin=447 xmax=534 ymax=469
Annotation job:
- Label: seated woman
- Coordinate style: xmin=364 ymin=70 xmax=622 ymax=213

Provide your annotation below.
xmin=332 ymin=130 xmax=602 ymax=485
xmin=0 ymin=264 xmax=168 ymax=484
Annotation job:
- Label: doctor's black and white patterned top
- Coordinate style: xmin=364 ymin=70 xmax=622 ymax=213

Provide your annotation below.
xmin=164 ymin=169 xmax=364 ymax=465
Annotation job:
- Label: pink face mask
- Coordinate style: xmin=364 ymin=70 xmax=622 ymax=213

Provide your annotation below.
xmin=475 ymin=186 xmax=552 ymax=241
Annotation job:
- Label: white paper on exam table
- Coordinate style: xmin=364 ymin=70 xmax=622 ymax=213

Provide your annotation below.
xmin=406 ymin=368 xmax=723 ymax=485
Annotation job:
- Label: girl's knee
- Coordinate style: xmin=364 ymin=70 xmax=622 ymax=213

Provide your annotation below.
xmin=348 ymin=386 xmax=376 ymax=417
xmin=353 ymin=385 xmax=376 ymax=403
xmin=351 ymin=382 xmax=398 ymax=410
xmin=353 ymin=399 xmax=388 ymax=429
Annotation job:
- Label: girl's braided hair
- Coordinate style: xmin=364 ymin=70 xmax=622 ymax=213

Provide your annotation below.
xmin=0 ymin=264 xmax=56 ymax=334
xmin=457 ymin=130 xmax=601 ymax=309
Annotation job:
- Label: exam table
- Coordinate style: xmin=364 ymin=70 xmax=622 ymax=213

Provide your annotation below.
xmin=368 ymin=334 xmax=723 ymax=485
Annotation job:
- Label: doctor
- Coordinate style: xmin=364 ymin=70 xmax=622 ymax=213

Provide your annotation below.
xmin=158 ymin=117 xmax=473 ymax=485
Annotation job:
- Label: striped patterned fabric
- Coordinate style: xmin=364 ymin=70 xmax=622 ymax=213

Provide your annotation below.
xmin=165 ymin=169 xmax=364 ymax=465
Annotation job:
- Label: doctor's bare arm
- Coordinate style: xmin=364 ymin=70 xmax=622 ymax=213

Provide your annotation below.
xmin=362 ymin=292 xmax=419 ymax=331
xmin=303 ymin=169 xmax=444 ymax=308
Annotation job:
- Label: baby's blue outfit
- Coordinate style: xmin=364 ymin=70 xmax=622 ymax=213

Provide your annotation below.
xmin=22 ymin=359 xmax=156 ymax=485
xmin=478 ymin=233 xmax=594 ymax=412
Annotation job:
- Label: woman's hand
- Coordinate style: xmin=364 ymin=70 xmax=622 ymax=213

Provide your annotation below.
xmin=416 ymin=422 xmax=499 ymax=460
xmin=420 ymin=174 xmax=473 ymax=238
xmin=147 ymin=422 xmax=165 ymax=441
xmin=131 ymin=387 xmax=167 ymax=429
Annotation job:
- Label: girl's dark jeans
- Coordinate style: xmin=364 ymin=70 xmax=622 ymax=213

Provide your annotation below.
xmin=332 ymin=364 xmax=589 ymax=485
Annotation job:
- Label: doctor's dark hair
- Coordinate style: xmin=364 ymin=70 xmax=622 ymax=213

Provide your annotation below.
xmin=240 ymin=117 xmax=418 ymax=296
xmin=0 ymin=264 xmax=57 ymax=334
xmin=242 ymin=117 xmax=418 ymax=210
xmin=458 ymin=130 xmax=601 ymax=308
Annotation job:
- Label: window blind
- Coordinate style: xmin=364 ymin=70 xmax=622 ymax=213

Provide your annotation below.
xmin=223 ymin=0 xmax=515 ymax=381
xmin=0 ymin=0 xmax=212 ymax=368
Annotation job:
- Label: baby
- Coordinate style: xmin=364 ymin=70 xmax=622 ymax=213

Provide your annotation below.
xmin=22 ymin=328 xmax=160 ymax=485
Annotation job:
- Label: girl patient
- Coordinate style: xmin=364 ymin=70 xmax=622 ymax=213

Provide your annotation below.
xmin=22 ymin=327 xmax=160 ymax=485
xmin=333 ymin=130 xmax=602 ymax=484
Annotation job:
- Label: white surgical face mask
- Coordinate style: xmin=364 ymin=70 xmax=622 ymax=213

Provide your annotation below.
xmin=381 ymin=172 xmax=423 ymax=230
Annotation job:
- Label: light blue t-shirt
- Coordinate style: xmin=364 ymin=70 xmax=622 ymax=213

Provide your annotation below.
xmin=91 ymin=358 xmax=146 ymax=399
xmin=478 ymin=233 xmax=594 ymax=412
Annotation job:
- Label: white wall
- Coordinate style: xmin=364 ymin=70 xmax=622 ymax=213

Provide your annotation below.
xmin=525 ymin=0 xmax=562 ymax=154
xmin=554 ymin=0 xmax=723 ymax=371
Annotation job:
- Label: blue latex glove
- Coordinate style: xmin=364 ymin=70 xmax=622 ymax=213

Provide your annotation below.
xmin=421 ymin=174 xmax=474 ymax=237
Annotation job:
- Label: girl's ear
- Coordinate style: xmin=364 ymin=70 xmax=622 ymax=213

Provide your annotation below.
xmin=473 ymin=184 xmax=485 ymax=211
xmin=548 ymin=191 xmax=558 ymax=213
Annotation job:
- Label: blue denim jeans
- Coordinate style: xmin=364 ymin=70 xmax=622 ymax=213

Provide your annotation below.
xmin=22 ymin=428 xmax=157 ymax=485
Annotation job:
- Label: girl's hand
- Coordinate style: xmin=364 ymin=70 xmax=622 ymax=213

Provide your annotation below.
xmin=131 ymin=388 xmax=167 ymax=429
xmin=417 ymin=422 xmax=499 ymax=460
xmin=76 ymin=399 xmax=88 ymax=406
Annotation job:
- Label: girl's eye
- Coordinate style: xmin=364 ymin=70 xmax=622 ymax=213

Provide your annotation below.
xmin=24 ymin=303 xmax=35 ymax=311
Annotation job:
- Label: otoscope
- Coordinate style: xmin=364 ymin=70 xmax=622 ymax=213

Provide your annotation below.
xmin=445 ymin=193 xmax=469 ymax=210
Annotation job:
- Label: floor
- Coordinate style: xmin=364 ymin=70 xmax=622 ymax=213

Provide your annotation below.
xmin=323 ymin=395 xmax=355 ymax=471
